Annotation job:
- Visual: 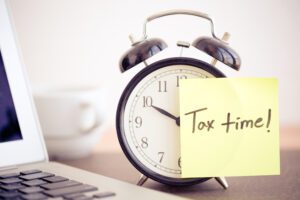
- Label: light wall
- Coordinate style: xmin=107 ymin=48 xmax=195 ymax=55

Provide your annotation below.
xmin=8 ymin=0 xmax=300 ymax=125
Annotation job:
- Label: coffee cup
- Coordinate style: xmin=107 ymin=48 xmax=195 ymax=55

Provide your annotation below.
xmin=33 ymin=86 xmax=109 ymax=159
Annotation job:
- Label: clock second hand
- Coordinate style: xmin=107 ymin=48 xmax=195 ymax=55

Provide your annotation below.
xmin=151 ymin=105 xmax=180 ymax=126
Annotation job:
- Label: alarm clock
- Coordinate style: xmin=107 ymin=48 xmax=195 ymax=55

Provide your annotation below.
xmin=116 ymin=10 xmax=241 ymax=187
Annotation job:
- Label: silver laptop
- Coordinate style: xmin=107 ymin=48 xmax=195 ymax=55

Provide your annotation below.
xmin=0 ymin=1 xmax=189 ymax=199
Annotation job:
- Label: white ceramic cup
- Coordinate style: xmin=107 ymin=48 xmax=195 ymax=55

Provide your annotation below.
xmin=33 ymin=86 xmax=109 ymax=159
xmin=34 ymin=86 xmax=106 ymax=139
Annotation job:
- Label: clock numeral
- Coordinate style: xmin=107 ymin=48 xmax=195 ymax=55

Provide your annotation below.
xmin=142 ymin=96 xmax=153 ymax=107
xmin=158 ymin=80 xmax=167 ymax=93
xmin=141 ymin=137 xmax=148 ymax=149
xmin=176 ymin=75 xmax=187 ymax=87
xmin=135 ymin=116 xmax=142 ymax=128
xmin=158 ymin=152 xmax=165 ymax=163
xmin=178 ymin=157 xmax=181 ymax=168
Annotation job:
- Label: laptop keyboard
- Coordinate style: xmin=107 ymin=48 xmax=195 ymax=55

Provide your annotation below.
xmin=0 ymin=169 xmax=116 ymax=199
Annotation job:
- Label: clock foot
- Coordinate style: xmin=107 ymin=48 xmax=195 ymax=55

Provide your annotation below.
xmin=215 ymin=177 xmax=228 ymax=189
xmin=137 ymin=174 xmax=148 ymax=186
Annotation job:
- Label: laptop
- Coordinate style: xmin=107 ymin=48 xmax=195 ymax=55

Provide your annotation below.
xmin=0 ymin=1 xmax=190 ymax=199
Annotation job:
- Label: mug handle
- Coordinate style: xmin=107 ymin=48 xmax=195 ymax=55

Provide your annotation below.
xmin=79 ymin=102 xmax=101 ymax=134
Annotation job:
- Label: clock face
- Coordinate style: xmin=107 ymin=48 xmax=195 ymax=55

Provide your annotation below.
xmin=117 ymin=58 xmax=225 ymax=185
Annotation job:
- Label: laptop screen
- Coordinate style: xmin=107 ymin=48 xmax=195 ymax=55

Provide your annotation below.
xmin=0 ymin=0 xmax=47 ymax=167
xmin=0 ymin=50 xmax=23 ymax=143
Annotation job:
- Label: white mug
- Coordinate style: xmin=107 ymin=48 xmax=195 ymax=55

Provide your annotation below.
xmin=34 ymin=86 xmax=107 ymax=139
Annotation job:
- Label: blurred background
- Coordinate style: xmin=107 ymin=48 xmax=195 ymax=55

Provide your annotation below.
xmin=8 ymin=0 xmax=300 ymax=124
xmin=6 ymin=0 xmax=300 ymax=157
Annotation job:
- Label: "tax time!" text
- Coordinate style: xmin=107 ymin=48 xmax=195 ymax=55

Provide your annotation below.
xmin=185 ymin=108 xmax=272 ymax=134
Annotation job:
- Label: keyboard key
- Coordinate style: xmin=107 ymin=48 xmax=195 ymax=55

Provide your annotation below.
xmin=93 ymin=192 xmax=116 ymax=198
xmin=0 ymin=191 xmax=20 ymax=198
xmin=41 ymin=180 xmax=81 ymax=190
xmin=73 ymin=196 xmax=93 ymax=200
xmin=23 ymin=179 xmax=47 ymax=186
xmin=0 ymin=172 xmax=19 ymax=179
xmin=43 ymin=176 xmax=68 ymax=183
xmin=20 ymin=170 xmax=42 ymax=175
xmin=21 ymin=193 xmax=48 ymax=200
xmin=0 ymin=183 xmax=25 ymax=190
xmin=43 ymin=184 xmax=97 ymax=197
xmin=19 ymin=187 xmax=44 ymax=194
xmin=0 ymin=177 xmax=23 ymax=184
xmin=20 ymin=172 xmax=54 ymax=180
xmin=63 ymin=193 xmax=85 ymax=199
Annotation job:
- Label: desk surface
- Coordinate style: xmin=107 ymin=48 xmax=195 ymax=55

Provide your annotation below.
xmin=59 ymin=126 xmax=300 ymax=200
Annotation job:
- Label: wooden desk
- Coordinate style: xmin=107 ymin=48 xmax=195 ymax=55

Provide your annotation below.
xmin=59 ymin=126 xmax=300 ymax=200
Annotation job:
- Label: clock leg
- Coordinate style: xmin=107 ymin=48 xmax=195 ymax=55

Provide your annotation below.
xmin=215 ymin=177 xmax=229 ymax=189
xmin=137 ymin=174 xmax=148 ymax=186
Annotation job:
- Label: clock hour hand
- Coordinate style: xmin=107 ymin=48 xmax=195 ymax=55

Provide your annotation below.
xmin=151 ymin=105 xmax=180 ymax=126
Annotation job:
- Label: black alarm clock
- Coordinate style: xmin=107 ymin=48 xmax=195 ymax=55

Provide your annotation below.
xmin=116 ymin=10 xmax=241 ymax=187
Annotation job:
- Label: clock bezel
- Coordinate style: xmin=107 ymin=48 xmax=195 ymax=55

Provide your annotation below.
xmin=116 ymin=57 xmax=225 ymax=186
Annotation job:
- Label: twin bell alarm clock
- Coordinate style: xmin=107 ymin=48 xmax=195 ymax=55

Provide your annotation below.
xmin=116 ymin=10 xmax=241 ymax=188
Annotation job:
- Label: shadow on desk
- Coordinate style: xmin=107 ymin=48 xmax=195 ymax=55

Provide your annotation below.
xmin=60 ymin=150 xmax=300 ymax=200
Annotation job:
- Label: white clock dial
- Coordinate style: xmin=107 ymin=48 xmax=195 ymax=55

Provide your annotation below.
xmin=123 ymin=64 xmax=215 ymax=178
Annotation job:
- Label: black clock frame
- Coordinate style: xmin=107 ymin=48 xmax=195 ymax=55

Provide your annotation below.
xmin=116 ymin=57 xmax=225 ymax=186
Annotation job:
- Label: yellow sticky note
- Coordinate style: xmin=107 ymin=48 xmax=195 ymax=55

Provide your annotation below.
xmin=180 ymin=78 xmax=280 ymax=178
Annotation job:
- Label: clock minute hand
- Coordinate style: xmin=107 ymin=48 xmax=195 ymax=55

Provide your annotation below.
xmin=151 ymin=105 xmax=180 ymax=126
